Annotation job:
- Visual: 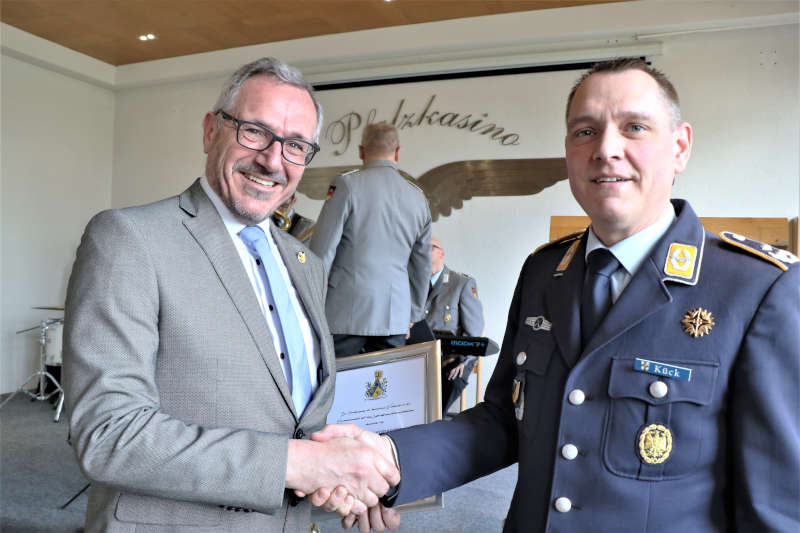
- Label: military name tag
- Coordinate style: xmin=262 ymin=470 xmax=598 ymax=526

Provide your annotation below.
xmin=634 ymin=358 xmax=692 ymax=382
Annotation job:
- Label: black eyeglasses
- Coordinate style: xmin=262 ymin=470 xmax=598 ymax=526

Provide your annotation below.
xmin=216 ymin=110 xmax=319 ymax=166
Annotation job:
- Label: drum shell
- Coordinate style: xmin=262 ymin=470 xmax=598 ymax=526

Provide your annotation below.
xmin=44 ymin=321 xmax=63 ymax=366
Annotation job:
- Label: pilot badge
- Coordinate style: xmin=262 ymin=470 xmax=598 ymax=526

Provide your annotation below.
xmin=444 ymin=313 xmax=452 ymax=323
xmin=525 ymin=316 xmax=552 ymax=332
xmin=664 ymin=243 xmax=697 ymax=279
xmin=682 ymin=307 xmax=714 ymax=338
xmin=296 ymin=251 xmax=306 ymax=264
xmin=638 ymin=423 xmax=673 ymax=464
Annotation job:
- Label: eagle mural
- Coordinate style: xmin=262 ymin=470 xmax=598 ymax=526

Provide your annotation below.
xmin=297 ymin=158 xmax=568 ymax=222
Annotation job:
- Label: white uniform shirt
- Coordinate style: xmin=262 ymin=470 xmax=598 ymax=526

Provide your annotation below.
xmin=585 ymin=203 xmax=677 ymax=304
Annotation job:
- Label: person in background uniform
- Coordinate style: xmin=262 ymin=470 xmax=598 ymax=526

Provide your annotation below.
xmin=313 ymin=58 xmax=800 ymax=533
xmin=62 ymin=57 xmax=399 ymax=533
xmin=426 ymin=237 xmax=484 ymax=414
xmin=273 ymin=193 xmax=316 ymax=244
xmin=310 ymin=122 xmax=432 ymax=358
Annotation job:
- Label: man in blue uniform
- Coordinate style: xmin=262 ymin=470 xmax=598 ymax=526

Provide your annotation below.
xmin=313 ymin=58 xmax=800 ymax=532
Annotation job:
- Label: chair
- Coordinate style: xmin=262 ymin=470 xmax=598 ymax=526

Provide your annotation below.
xmin=458 ymin=357 xmax=482 ymax=411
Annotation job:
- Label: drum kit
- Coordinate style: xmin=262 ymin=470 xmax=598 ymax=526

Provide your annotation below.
xmin=0 ymin=306 xmax=66 ymax=422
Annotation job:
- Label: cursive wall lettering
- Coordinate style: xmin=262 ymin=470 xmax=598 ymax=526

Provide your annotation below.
xmin=325 ymin=95 xmax=520 ymax=155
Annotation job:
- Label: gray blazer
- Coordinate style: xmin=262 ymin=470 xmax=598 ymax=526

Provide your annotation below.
xmin=425 ymin=265 xmax=484 ymax=337
xmin=63 ymin=179 xmax=336 ymax=533
xmin=310 ymin=160 xmax=432 ymax=336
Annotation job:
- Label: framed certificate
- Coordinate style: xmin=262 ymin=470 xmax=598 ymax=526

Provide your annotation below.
xmin=312 ymin=340 xmax=443 ymax=519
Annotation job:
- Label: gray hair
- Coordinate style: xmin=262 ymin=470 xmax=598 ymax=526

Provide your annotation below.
xmin=214 ymin=57 xmax=323 ymax=142
xmin=360 ymin=122 xmax=399 ymax=157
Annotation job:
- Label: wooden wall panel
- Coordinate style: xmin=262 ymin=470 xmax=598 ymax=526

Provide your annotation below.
xmin=549 ymin=215 xmax=796 ymax=254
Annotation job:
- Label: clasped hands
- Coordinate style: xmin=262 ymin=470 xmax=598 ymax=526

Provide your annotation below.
xmin=287 ymin=424 xmax=401 ymax=531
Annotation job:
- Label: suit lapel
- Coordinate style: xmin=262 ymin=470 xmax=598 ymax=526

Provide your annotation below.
xmin=180 ymin=181 xmax=294 ymax=413
xmin=546 ymin=238 xmax=585 ymax=368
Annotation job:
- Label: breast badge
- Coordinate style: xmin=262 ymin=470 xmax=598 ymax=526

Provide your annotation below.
xmin=443 ymin=313 xmax=452 ymax=323
xmin=296 ymin=251 xmax=306 ymax=264
xmin=682 ymin=307 xmax=715 ymax=338
xmin=638 ymin=424 xmax=673 ymax=464
xmin=525 ymin=316 xmax=552 ymax=332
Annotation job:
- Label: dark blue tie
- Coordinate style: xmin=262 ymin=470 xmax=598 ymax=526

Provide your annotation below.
xmin=239 ymin=226 xmax=311 ymax=415
xmin=581 ymin=248 xmax=620 ymax=348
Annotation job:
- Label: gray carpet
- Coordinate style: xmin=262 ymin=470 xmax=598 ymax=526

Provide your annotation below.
xmin=0 ymin=393 xmax=515 ymax=532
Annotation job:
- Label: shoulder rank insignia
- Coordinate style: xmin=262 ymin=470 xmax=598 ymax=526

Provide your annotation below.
xmin=340 ymin=168 xmax=359 ymax=176
xmin=719 ymin=231 xmax=799 ymax=272
xmin=531 ymin=230 xmax=583 ymax=257
xmin=530 ymin=231 xmax=584 ymax=277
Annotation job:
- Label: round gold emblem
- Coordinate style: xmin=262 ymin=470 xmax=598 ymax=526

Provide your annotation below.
xmin=443 ymin=313 xmax=452 ymax=323
xmin=638 ymin=423 xmax=673 ymax=464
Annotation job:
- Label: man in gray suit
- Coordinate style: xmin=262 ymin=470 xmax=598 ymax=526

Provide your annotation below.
xmin=425 ymin=237 xmax=485 ymax=414
xmin=62 ymin=57 xmax=399 ymax=533
xmin=310 ymin=123 xmax=432 ymax=357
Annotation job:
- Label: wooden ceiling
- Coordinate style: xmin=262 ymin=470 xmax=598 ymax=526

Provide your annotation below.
xmin=1 ymin=1 xmax=625 ymax=66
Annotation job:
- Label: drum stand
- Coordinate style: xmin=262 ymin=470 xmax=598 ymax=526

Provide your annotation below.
xmin=0 ymin=319 xmax=65 ymax=422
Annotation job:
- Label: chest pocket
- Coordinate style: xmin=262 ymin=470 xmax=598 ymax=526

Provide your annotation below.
xmin=602 ymin=357 xmax=720 ymax=481
xmin=513 ymin=330 xmax=558 ymax=437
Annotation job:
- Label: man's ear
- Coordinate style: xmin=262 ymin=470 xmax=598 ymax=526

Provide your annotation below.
xmin=673 ymin=121 xmax=693 ymax=175
xmin=202 ymin=112 xmax=219 ymax=155
xmin=358 ymin=145 xmax=365 ymax=162
xmin=393 ymin=146 xmax=401 ymax=163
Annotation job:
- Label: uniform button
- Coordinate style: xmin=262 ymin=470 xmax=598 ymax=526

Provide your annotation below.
xmin=568 ymin=389 xmax=585 ymax=405
xmin=649 ymin=380 xmax=668 ymax=399
xmin=561 ymin=444 xmax=579 ymax=460
xmin=554 ymin=497 xmax=572 ymax=513
xmin=516 ymin=352 xmax=527 ymax=365
xmin=294 ymin=428 xmax=305 ymax=439
xmin=269 ymin=304 xmax=274 ymax=311
xmin=280 ymin=352 xmax=285 ymax=359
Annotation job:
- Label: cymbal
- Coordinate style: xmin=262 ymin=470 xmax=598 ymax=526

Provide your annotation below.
xmin=33 ymin=306 xmax=64 ymax=311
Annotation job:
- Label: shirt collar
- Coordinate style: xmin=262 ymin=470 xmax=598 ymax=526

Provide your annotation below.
xmin=431 ymin=267 xmax=444 ymax=286
xmin=585 ymin=202 xmax=676 ymax=277
xmin=200 ymin=176 xmax=273 ymax=238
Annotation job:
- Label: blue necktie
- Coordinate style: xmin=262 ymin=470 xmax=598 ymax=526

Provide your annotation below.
xmin=581 ymin=248 xmax=620 ymax=348
xmin=239 ymin=226 xmax=312 ymax=415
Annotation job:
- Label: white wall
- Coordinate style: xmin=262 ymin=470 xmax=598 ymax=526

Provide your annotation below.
xmin=1 ymin=1 xmax=798 ymax=397
xmin=0 ymin=56 xmax=114 ymax=393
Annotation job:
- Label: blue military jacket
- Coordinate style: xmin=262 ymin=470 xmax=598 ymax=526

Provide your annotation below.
xmin=389 ymin=200 xmax=800 ymax=532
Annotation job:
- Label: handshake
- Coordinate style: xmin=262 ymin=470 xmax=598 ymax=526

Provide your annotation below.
xmin=286 ymin=424 xmax=402 ymax=532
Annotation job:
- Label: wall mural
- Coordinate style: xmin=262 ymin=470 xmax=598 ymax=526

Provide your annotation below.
xmin=298 ymin=157 xmax=567 ymax=222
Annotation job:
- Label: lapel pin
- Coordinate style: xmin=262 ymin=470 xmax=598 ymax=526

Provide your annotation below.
xmin=296 ymin=251 xmax=306 ymax=264
xmin=682 ymin=307 xmax=714 ymax=338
